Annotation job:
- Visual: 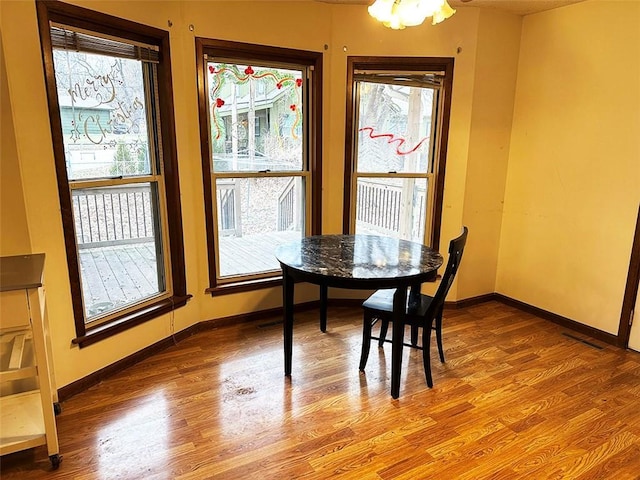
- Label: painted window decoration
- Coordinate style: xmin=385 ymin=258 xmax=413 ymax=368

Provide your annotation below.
xmin=207 ymin=63 xmax=304 ymax=172
xmin=359 ymin=126 xmax=429 ymax=157
xmin=356 ymin=81 xmax=434 ymax=174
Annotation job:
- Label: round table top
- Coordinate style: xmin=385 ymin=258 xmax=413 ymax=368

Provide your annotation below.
xmin=275 ymin=234 xmax=443 ymax=285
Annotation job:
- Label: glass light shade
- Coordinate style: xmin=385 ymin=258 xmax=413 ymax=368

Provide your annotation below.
xmin=431 ymin=0 xmax=456 ymax=24
xmin=368 ymin=0 xmax=403 ymax=29
xmin=368 ymin=0 xmax=456 ymax=29
xmin=397 ymin=0 xmax=430 ymax=27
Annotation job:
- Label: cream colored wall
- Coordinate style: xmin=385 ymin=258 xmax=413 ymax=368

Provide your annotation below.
xmin=0 ymin=34 xmax=31 ymax=256
xmin=497 ymin=0 xmax=640 ymax=334
xmin=458 ymin=10 xmax=521 ymax=299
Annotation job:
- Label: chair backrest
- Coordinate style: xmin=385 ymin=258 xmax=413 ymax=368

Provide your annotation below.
xmin=427 ymin=226 xmax=468 ymax=316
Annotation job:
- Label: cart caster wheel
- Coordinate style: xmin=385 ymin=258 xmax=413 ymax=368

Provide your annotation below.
xmin=50 ymin=454 xmax=62 ymax=470
xmin=54 ymin=402 xmax=62 ymax=416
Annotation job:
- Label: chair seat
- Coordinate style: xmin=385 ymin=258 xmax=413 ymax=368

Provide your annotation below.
xmin=363 ymin=288 xmax=434 ymax=321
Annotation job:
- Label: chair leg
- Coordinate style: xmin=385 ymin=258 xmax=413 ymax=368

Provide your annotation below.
xmin=435 ymin=309 xmax=445 ymax=363
xmin=422 ymin=325 xmax=433 ymax=388
xmin=410 ymin=325 xmax=419 ymax=346
xmin=360 ymin=312 xmax=374 ymax=371
xmin=378 ymin=318 xmax=389 ymax=348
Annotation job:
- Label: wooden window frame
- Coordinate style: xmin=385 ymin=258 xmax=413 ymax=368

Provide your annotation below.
xmin=195 ymin=38 xmax=323 ymax=295
xmin=36 ymin=0 xmax=190 ymax=347
xmin=342 ymin=56 xmax=454 ymax=249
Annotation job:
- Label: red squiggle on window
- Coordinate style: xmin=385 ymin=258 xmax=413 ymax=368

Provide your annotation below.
xmin=359 ymin=127 xmax=427 ymax=156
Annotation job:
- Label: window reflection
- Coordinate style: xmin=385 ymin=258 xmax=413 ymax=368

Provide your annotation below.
xmin=96 ymin=391 xmax=169 ymax=478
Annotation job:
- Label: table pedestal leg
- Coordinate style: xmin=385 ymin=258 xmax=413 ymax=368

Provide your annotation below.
xmin=320 ymin=285 xmax=328 ymax=332
xmin=282 ymin=269 xmax=294 ymax=376
xmin=391 ymin=286 xmax=407 ymax=399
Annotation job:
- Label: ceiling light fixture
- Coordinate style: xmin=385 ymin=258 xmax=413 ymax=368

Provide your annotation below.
xmin=368 ymin=0 xmax=456 ymax=29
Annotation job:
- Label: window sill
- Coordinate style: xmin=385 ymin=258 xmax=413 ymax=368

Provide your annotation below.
xmin=72 ymin=294 xmax=192 ymax=348
xmin=206 ymin=277 xmax=282 ymax=296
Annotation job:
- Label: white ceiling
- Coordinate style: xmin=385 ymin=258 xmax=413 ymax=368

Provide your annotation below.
xmin=316 ymin=0 xmax=587 ymax=16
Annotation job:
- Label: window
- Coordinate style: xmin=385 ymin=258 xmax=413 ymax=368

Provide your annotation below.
xmin=196 ymin=39 xmax=322 ymax=293
xmin=37 ymin=1 xmax=189 ymax=347
xmin=343 ymin=57 xmax=454 ymax=249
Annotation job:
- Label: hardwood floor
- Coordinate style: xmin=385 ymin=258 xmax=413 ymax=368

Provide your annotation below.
xmin=2 ymin=301 xmax=639 ymax=479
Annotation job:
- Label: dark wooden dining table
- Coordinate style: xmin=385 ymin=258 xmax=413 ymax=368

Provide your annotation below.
xmin=275 ymin=234 xmax=443 ymax=399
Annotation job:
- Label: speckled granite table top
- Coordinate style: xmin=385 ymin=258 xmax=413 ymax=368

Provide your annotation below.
xmin=275 ymin=234 xmax=443 ymax=282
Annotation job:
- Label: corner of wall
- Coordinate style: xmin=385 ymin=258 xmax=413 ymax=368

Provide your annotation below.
xmin=457 ymin=9 xmax=522 ymax=300
xmin=0 ymin=33 xmax=32 ymax=256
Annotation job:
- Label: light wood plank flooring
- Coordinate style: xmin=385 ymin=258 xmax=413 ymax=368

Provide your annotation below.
xmin=2 ymin=301 xmax=639 ymax=479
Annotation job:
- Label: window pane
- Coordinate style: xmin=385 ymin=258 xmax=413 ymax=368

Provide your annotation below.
xmin=207 ymin=62 xmax=303 ymax=172
xmin=357 ymin=82 xmax=434 ymax=174
xmin=215 ymin=176 xmax=304 ymax=278
xmin=72 ymin=183 xmax=165 ymax=321
xmin=53 ymin=49 xmax=151 ymax=180
xmin=354 ymin=177 xmax=427 ymax=243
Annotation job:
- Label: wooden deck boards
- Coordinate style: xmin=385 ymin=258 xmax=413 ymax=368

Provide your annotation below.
xmin=79 ymin=243 xmax=159 ymax=316
xmin=79 ymin=231 xmax=299 ymax=316
xmin=218 ymin=231 xmax=300 ymax=277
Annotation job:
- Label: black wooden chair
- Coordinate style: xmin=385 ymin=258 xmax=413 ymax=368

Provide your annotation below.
xmin=359 ymin=226 xmax=468 ymax=388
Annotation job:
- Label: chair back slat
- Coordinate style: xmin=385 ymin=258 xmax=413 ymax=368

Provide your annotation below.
xmin=426 ymin=226 xmax=468 ymax=317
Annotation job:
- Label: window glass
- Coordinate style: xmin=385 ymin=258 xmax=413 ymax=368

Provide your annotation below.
xmin=355 ymin=177 xmax=427 ymax=243
xmin=216 ymin=177 xmax=304 ymax=278
xmin=345 ymin=61 xmax=453 ymax=247
xmin=199 ymin=48 xmax=317 ymax=286
xmin=51 ymin=28 xmax=168 ymax=324
xmin=72 ymin=183 xmax=164 ymax=319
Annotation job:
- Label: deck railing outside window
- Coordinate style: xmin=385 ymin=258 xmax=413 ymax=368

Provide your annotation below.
xmin=73 ymin=185 xmax=155 ymax=248
xmin=277 ymin=177 xmax=296 ymax=231
xmin=355 ymin=179 xmax=426 ymax=239
xmin=73 ymin=180 xmax=422 ymax=252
